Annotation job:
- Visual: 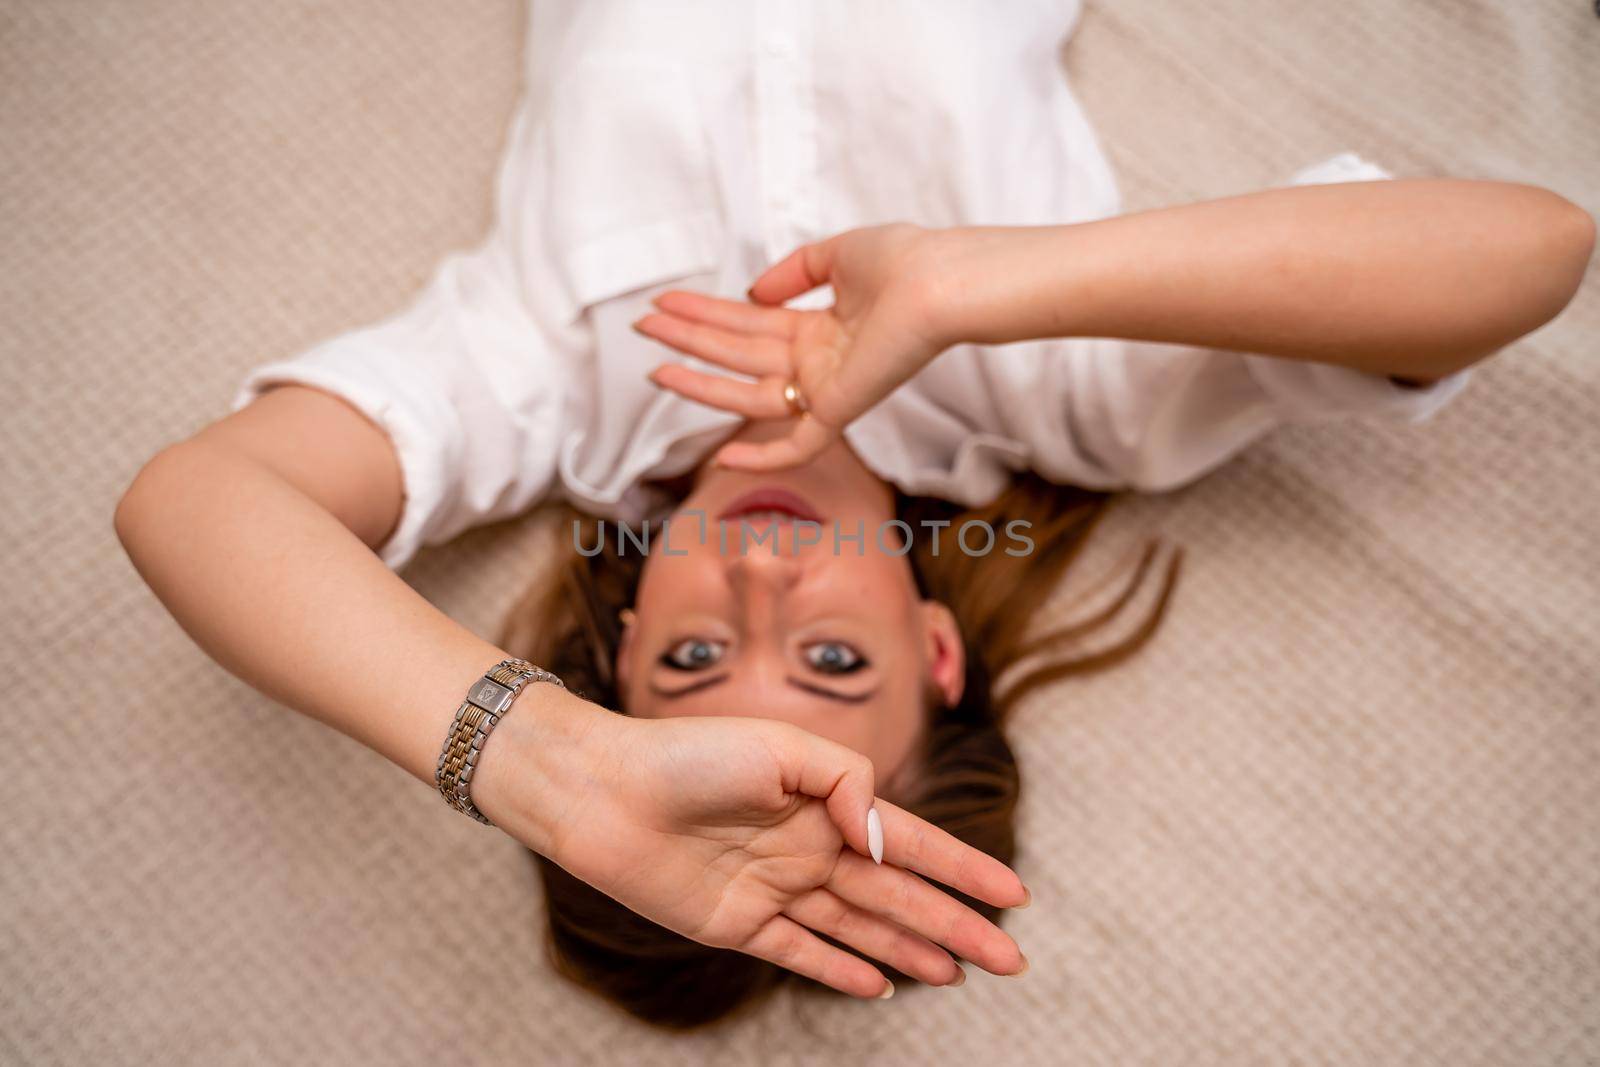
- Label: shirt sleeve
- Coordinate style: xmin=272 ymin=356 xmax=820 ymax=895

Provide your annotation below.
xmin=229 ymin=232 xmax=566 ymax=572
xmin=1050 ymin=152 xmax=1473 ymax=492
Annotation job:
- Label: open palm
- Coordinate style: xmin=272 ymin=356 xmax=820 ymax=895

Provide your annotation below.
xmin=637 ymin=223 xmax=954 ymax=471
xmin=545 ymin=714 xmax=1028 ymax=998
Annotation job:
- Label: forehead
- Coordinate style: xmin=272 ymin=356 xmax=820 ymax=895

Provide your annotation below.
xmin=627 ymin=667 xmax=926 ymax=778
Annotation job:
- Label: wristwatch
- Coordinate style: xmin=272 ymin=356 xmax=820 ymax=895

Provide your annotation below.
xmin=435 ymin=658 xmax=564 ymax=826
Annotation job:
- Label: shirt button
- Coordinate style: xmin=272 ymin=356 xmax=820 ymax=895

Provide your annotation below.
xmin=762 ymin=37 xmax=791 ymax=59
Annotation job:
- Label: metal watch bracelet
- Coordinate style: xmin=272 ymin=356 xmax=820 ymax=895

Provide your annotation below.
xmin=435 ymin=658 xmax=564 ymax=826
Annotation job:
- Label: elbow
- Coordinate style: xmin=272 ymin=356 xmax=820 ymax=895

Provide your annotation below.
xmin=1544 ymin=189 xmax=1596 ymax=277
xmin=1523 ymin=187 xmax=1595 ymax=319
xmin=115 ymin=441 xmax=198 ymax=555
xmin=1556 ymin=196 xmax=1597 ymax=286
xmin=114 ymin=449 xmax=163 ymax=553
xmin=1462 ymin=186 xmax=1596 ymax=365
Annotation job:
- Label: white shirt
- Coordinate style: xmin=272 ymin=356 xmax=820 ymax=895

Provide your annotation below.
xmin=232 ymin=0 xmax=1469 ymax=571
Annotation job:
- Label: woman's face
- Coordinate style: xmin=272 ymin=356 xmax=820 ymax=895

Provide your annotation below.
xmin=618 ymin=423 xmax=965 ymax=793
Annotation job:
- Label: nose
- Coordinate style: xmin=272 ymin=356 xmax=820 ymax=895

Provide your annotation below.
xmin=726 ymin=538 xmax=801 ymax=627
xmin=727 ymin=539 xmax=801 ymax=587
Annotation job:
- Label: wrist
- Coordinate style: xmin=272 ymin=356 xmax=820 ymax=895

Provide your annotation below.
xmin=467 ymin=681 xmax=623 ymax=857
xmin=924 ymin=226 xmax=1025 ymax=346
xmin=930 ymin=224 xmax=1082 ymax=346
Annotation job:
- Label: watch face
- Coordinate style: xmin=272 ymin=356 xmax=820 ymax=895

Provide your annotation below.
xmin=468 ymin=678 xmax=515 ymax=714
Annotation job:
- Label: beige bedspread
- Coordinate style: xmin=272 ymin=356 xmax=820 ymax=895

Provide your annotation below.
xmin=2 ymin=1 xmax=1596 ymax=1063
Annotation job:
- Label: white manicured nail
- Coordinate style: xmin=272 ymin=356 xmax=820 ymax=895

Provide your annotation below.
xmin=876 ymin=979 xmax=895 ymax=1000
xmin=867 ymin=806 xmax=884 ymax=864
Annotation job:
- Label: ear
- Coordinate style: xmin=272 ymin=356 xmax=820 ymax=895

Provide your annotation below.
xmin=614 ymin=609 xmax=637 ymax=695
xmin=919 ymin=600 xmax=966 ymax=708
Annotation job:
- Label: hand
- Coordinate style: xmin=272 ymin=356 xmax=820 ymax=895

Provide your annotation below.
xmin=480 ymin=696 xmax=1030 ymax=998
xmin=636 ymin=223 xmax=962 ymax=471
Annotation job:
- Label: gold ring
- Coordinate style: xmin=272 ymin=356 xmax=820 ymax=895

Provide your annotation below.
xmin=782 ymin=380 xmax=810 ymax=417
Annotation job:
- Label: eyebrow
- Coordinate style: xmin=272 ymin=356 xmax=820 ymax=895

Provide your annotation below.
xmin=649 ymin=674 xmax=879 ymax=706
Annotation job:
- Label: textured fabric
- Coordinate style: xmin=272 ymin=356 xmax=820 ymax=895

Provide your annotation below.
xmin=1 ymin=2 xmax=1596 ymax=1065
xmin=227 ymin=2 xmax=1466 ymax=571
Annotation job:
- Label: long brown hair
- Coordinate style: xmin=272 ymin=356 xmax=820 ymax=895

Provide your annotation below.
xmin=498 ymin=474 xmax=1182 ymax=1029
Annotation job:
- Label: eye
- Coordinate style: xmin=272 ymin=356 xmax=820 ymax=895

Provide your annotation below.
xmin=659 ymin=638 xmax=725 ymax=671
xmin=803 ymin=641 xmax=867 ymax=675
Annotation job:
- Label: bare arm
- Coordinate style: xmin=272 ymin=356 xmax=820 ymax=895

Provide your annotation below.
xmin=637 ymin=179 xmax=1594 ymax=468
xmin=113 ymin=384 xmax=597 ymax=845
xmin=935 ymin=179 xmax=1596 ymax=384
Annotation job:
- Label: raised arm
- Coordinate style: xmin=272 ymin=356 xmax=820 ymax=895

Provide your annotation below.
xmin=637 ymin=180 xmax=1594 ymax=469
xmin=115 ymin=386 xmax=1030 ymax=995
xmin=934 ymin=179 xmax=1594 ymax=384
xmin=114 ymin=386 xmax=534 ymax=794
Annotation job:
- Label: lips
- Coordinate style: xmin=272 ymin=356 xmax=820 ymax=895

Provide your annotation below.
xmin=717 ymin=487 xmax=823 ymax=525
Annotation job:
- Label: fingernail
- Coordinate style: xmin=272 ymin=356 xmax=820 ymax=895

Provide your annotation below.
xmin=1010 ymin=955 xmax=1030 ymax=978
xmin=947 ymin=967 xmax=967 ymax=988
xmin=876 ymin=979 xmax=895 ymax=1000
xmin=866 ymin=806 xmax=884 ymax=865
xmin=1016 ymin=886 xmax=1032 ymax=910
